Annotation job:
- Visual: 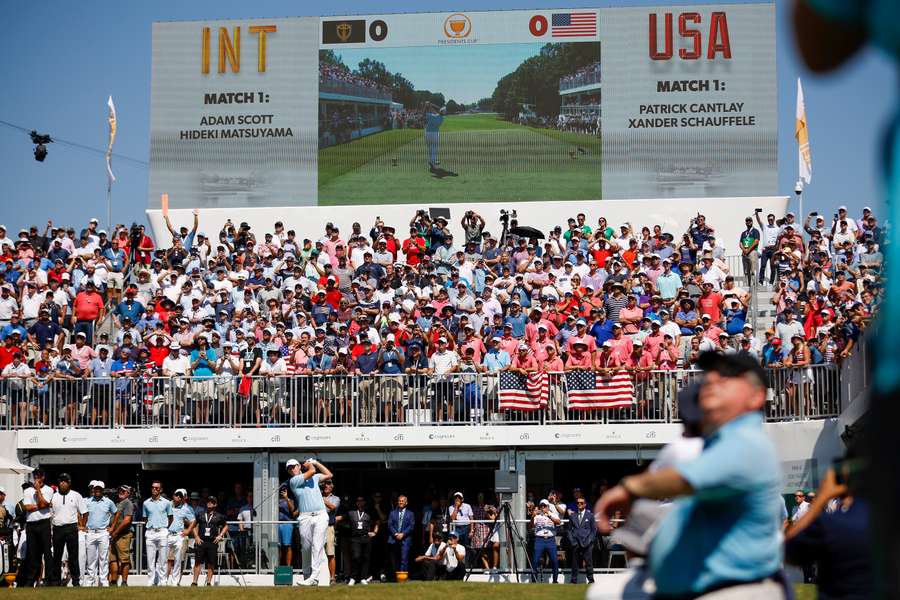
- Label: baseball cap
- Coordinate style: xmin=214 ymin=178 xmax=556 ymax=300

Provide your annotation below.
xmin=286 ymin=459 xmax=300 ymax=468
xmin=174 ymin=488 xmax=187 ymax=497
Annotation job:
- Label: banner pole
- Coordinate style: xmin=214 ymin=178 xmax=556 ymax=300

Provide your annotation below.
xmin=107 ymin=184 xmax=112 ymax=231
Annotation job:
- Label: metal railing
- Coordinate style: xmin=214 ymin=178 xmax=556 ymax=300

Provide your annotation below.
xmin=559 ymin=69 xmax=601 ymax=91
xmin=0 ymin=366 xmax=840 ymax=429
xmin=320 ymin=79 xmax=393 ymax=102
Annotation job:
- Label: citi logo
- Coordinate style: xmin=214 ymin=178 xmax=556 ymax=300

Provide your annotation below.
xmin=28 ymin=436 xmax=39 ymax=444
xmin=148 ymin=436 xmax=159 ymax=443
xmin=271 ymin=435 xmax=281 ymax=442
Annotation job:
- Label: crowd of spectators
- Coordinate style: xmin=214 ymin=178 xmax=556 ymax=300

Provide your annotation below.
xmin=559 ymin=62 xmax=601 ymax=91
xmin=0 ymin=203 xmax=882 ymax=426
xmin=319 ymin=62 xmax=390 ymax=95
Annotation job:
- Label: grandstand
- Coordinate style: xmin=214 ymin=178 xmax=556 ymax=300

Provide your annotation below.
xmin=558 ymin=62 xmax=601 ymax=135
xmin=319 ymin=62 xmax=395 ymax=148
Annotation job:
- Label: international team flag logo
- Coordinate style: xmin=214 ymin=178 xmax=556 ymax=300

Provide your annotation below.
xmin=551 ymin=12 xmax=597 ymax=37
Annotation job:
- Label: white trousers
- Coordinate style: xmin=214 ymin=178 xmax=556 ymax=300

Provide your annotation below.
xmin=145 ymin=528 xmax=169 ymax=586
xmin=166 ymin=533 xmax=187 ymax=586
xmin=84 ymin=530 xmax=110 ymax=587
xmin=298 ymin=512 xmax=329 ymax=584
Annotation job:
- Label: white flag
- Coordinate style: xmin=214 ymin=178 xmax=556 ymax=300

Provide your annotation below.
xmin=106 ymin=96 xmax=118 ymax=189
xmin=795 ymin=78 xmax=812 ymax=185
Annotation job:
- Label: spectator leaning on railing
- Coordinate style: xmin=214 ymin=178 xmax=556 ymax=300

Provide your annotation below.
xmin=0 ymin=202 xmax=881 ymax=426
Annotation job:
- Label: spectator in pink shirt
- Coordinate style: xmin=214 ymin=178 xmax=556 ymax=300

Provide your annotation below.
xmin=511 ymin=344 xmax=539 ymax=373
xmin=540 ymin=345 xmax=564 ymax=372
xmin=643 ymin=321 xmax=665 ymax=358
xmin=618 ymin=296 xmax=643 ymax=335
xmin=607 ymin=324 xmax=633 ymax=363
xmin=701 ymin=314 xmax=724 ymax=341
xmin=459 ymin=325 xmax=487 ymax=364
xmin=566 ymin=319 xmax=597 ymax=355
xmin=657 ymin=334 xmax=679 ymax=369
xmin=498 ymin=325 xmax=519 ymax=357
xmin=595 ymin=341 xmax=622 ymax=372
xmin=530 ymin=325 xmax=556 ymax=362
xmin=565 ymin=341 xmax=593 ymax=370
xmin=624 ymin=340 xmax=655 ymax=376
xmin=67 ymin=332 xmax=97 ymax=370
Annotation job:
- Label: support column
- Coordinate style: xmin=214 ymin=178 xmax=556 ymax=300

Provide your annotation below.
xmin=254 ymin=451 xmax=278 ymax=575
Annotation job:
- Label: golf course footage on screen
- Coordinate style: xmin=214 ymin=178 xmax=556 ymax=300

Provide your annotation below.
xmin=148 ymin=5 xmax=776 ymax=210
xmin=317 ymin=40 xmax=602 ymax=205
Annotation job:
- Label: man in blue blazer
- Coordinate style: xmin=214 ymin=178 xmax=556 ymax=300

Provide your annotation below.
xmin=388 ymin=494 xmax=415 ymax=577
xmin=566 ymin=496 xmax=596 ymax=583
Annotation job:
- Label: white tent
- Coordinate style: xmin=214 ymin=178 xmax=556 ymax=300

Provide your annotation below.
xmin=0 ymin=457 xmax=32 ymax=475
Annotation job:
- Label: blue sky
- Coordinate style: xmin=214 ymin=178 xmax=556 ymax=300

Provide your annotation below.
xmin=334 ymin=44 xmax=547 ymax=105
xmin=0 ymin=0 xmax=896 ymax=233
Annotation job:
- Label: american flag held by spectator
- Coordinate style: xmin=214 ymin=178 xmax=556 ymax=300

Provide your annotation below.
xmin=565 ymin=370 xmax=634 ymax=410
xmin=499 ymin=371 xmax=549 ymax=411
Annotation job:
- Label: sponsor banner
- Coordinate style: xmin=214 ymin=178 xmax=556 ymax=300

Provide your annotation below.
xmin=320 ymin=9 xmax=599 ymax=48
xmin=600 ymin=3 xmax=776 ymax=198
xmin=19 ymin=425 xmax=682 ymax=450
xmin=148 ymin=18 xmax=319 ymax=210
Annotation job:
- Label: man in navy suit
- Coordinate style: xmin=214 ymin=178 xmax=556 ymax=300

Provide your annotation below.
xmin=388 ymin=494 xmax=415 ymax=578
xmin=566 ymin=495 xmax=596 ymax=583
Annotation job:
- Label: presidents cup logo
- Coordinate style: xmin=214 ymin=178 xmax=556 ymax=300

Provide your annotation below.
xmin=440 ymin=13 xmax=475 ymax=44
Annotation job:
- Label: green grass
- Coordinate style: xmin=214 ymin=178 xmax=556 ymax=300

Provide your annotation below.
xmin=318 ymin=116 xmax=601 ymax=205
xmin=8 ymin=582 xmax=820 ymax=598
xmin=10 ymin=582 xmax=587 ymax=599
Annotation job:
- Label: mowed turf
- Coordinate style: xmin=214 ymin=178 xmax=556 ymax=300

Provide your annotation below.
xmin=318 ymin=113 xmax=601 ymax=205
xmin=10 ymin=582 xmax=587 ymax=599
xmin=7 ymin=582 xmax=820 ymax=599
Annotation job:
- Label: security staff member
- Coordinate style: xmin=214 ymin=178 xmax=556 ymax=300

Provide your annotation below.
xmin=288 ymin=457 xmax=333 ymax=587
xmin=50 ymin=472 xmax=86 ymax=586
xmin=21 ymin=470 xmax=54 ymax=587
xmin=166 ymin=488 xmax=196 ymax=586
xmin=83 ymin=480 xmax=116 ymax=587
xmin=347 ymin=496 xmax=377 ymax=585
xmin=191 ymin=496 xmax=226 ymax=587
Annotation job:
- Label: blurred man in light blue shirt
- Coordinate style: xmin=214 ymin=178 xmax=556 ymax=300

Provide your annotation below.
xmin=595 ymin=353 xmax=786 ymax=599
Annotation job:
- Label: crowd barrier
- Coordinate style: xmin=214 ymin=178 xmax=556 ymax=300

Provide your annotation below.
xmin=0 ymin=366 xmax=839 ymax=429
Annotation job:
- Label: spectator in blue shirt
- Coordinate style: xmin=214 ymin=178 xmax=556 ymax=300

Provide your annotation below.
xmin=596 ymin=353 xmax=786 ymax=599
xmin=114 ymin=289 xmax=145 ymax=327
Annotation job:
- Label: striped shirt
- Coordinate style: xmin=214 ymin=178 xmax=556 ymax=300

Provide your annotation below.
xmin=290 ymin=473 xmax=325 ymax=513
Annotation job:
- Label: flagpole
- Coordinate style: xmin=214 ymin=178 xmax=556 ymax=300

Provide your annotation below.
xmin=795 ymin=180 xmax=803 ymax=224
xmin=107 ymin=183 xmax=112 ymax=231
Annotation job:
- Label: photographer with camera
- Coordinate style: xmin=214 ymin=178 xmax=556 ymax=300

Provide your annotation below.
xmin=461 ymin=211 xmax=485 ymax=249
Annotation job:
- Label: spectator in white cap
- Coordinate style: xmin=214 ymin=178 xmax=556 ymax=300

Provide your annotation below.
xmin=428 ymin=336 xmax=459 ymax=422
xmin=448 ymin=492 xmax=473 ymax=548
xmin=166 ymin=487 xmax=196 ymax=586
xmin=162 ymin=342 xmax=190 ymax=425
xmin=83 ymin=480 xmax=116 ymax=587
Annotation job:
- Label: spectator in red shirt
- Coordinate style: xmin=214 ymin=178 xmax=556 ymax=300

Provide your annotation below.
xmin=698 ymin=282 xmax=723 ymax=324
xmin=511 ymin=344 xmax=539 ymax=373
xmin=402 ymin=228 xmax=426 ymax=266
xmin=72 ymin=281 xmax=105 ymax=345
xmin=566 ymin=341 xmax=593 ymax=370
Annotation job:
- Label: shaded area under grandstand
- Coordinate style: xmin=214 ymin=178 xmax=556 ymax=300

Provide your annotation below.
xmin=319 ymin=113 xmax=600 ymax=205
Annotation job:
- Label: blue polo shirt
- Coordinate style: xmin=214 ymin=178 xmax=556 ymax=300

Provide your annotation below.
xmin=483 ymin=349 xmax=511 ymax=372
xmin=142 ymin=497 xmax=174 ymax=529
xmin=169 ymin=503 xmax=196 ymax=534
xmin=290 ymin=473 xmax=325 ymax=514
xmin=84 ymin=495 xmax=117 ymax=529
xmin=649 ymin=412 xmax=781 ymax=596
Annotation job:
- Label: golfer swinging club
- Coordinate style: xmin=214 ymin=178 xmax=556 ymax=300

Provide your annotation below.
xmin=424 ymin=101 xmax=445 ymax=172
xmin=287 ymin=457 xmax=333 ymax=586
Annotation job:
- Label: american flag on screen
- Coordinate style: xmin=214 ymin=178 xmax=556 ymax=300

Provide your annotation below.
xmin=565 ymin=370 xmax=634 ymax=410
xmin=499 ymin=371 xmax=549 ymax=411
xmin=551 ymin=12 xmax=597 ymax=37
